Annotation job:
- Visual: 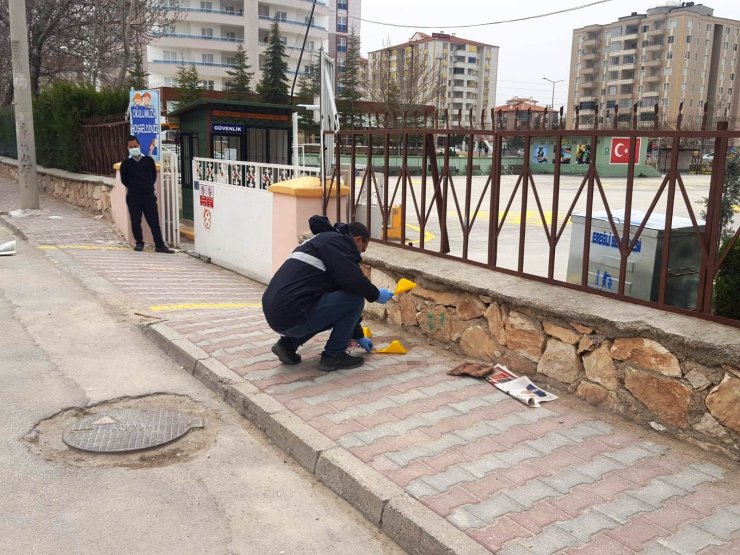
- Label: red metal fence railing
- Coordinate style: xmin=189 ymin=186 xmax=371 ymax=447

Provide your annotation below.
xmin=323 ymin=105 xmax=740 ymax=327
xmin=79 ymin=115 xmax=129 ymax=176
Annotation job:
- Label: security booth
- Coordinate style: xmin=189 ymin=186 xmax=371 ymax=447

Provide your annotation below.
xmin=566 ymin=209 xmax=705 ymax=309
xmin=168 ymin=99 xmax=298 ymax=220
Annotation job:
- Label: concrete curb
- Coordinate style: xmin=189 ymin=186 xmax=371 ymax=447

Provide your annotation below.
xmin=144 ymin=322 xmax=488 ymax=555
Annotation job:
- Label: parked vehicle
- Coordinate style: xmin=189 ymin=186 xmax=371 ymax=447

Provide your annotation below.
xmin=702 ymin=152 xmax=714 ymax=162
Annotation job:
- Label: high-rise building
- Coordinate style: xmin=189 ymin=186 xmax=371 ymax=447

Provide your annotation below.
xmin=368 ymin=32 xmax=499 ymax=119
xmin=567 ymin=3 xmax=740 ymax=130
xmin=146 ymin=1 xmax=360 ymax=94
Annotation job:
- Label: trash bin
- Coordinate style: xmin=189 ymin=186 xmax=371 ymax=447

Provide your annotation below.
xmin=566 ymin=209 xmax=705 ymax=309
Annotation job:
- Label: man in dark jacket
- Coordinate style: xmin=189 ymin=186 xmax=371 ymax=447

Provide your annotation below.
xmin=119 ymin=135 xmax=173 ymax=253
xmin=262 ymin=217 xmax=393 ymax=372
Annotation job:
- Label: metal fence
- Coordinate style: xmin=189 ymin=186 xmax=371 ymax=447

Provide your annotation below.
xmin=193 ymin=158 xmax=320 ymax=189
xmin=79 ymin=115 xmax=129 ymax=176
xmin=324 ymin=104 xmax=740 ymax=327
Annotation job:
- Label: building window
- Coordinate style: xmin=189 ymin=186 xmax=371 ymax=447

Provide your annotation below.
xmin=707 ymin=24 xmax=712 ymax=32
xmin=467 ymin=56 xmax=476 ymax=63
xmin=337 ymin=0 xmax=348 ymax=10
xmin=686 ymin=35 xmax=692 ymax=44
xmin=668 ymin=35 xmax=674 ymax=44
xmin=201 ymin=80 xmax=215 ymax=90
xmin=667 ymin=51 xmax=673 ymax=60
xmin=336 ymin=15 xmax=348 ymax=33
xmin=336 ymin=37 xmax=347 ymax=52
xmin=202 ymin=54 xmax=213 ymax=64
xmin=163 ymin=50 xmax=177 ymax=62
xmin=641 ymin=25 xmax=649 ymax=33
xmin=275 ymin=11 xmax=287 ymax=21
xmin=201 ymin=27 xmax=213 ymax=39
xmin=164 ymin=77 xmax=176 ymax=87
xmin=453 ymin=67 xmax=465 ymax=74
xmin=225 ymin=32 xmax=236 ymax=40
xmin=200 ymin=1 xmax=212 ymax=11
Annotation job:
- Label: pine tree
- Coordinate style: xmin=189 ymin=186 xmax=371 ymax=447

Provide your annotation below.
xmin=224 ymin=43 xmax=254 ymax=100
xmin=127 ymin=49 xmax=149 ymax=90
xmin=256 ymin=21 xmax=289 ymax=104
xmin=337 ymin=28 xmax=363 ymax=128
xmin=175 ymin=59 xmax=202 ymax=105
xmin=296 ymin=56 xmax=320 ymax=140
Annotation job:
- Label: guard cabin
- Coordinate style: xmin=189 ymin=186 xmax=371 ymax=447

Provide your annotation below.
xmin=168 ymin=99 xmax=298 ymax=220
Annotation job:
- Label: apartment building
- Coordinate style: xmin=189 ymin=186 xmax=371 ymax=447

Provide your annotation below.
xmin=328 ymin=0 xmax=361 ymax=72
xmin=368 ymin=32 xmax=499 ymax=118
xmin=147 ymin=0 xmax=355 ymax=93
xmin=567 ymin=2 xmax=740 ymax=130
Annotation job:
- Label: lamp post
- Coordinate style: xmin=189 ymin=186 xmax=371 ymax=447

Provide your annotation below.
xmin=543 ymin=77 xmax=564 ymax=129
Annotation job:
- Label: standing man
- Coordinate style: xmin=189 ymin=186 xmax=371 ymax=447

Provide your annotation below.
xmin=262 ymin=217 xmax=393 ymax=372
xmin=120 ymin=135 xmax=174 ymax=253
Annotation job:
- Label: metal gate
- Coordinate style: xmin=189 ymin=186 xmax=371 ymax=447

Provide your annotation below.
xmin=160 ymin=148 xmax=180 ymax=248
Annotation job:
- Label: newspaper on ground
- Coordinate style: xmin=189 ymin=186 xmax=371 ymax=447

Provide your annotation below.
xmin=0 ymin=240 xmax=16 ymax=256
xmin=486 ymin=364 xmax=557 ymax=407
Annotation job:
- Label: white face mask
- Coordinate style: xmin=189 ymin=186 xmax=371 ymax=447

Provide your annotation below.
xmin=128 ymin=147 xmax=141 ymax=157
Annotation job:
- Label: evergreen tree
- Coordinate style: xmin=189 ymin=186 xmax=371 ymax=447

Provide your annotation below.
xmin=224 ymin=43 xmax=254 ymax=100
xmin=296 ymin=56 xmax=320 ymax=140
xmin=256 ymin=21 xmax=289 ymax=104
xmin=127 ymin=49 xmax=149 ymax=90
xmin=337 ymin=28 xmax=363 ymax=128
xmin=175 ymin=59 xmax=202 ymax=105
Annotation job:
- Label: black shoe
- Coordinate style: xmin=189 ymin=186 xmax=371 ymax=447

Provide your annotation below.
xmin=318 ymin=351 xmax=364 ymax=372
xmin=272 ymin=337 xmax=301 ymax=365
xmin=155 ymin=246 xmax=175 ymax=254
xmin=133 ymin=243 xmax=144 ymax=252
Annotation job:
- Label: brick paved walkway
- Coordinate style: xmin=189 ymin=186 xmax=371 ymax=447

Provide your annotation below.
xmin=2 ymin=176 xmax=738 ymax=554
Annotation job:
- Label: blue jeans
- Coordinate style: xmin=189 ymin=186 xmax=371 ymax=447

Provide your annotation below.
xmin=279 ymin=290 xmax=364 ymax=356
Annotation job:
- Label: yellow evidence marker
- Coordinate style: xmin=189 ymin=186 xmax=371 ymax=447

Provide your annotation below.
xmin=394 ymin=278 xmax=416 ymax=295
xmin=374 ymin=340 xmax=408 ymax=354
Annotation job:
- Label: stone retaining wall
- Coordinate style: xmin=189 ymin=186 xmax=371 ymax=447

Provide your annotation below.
xmin=0 ymin=157 xmax=114 ymax=220
xmin=363 ymin=250 xmax=740 ymax=461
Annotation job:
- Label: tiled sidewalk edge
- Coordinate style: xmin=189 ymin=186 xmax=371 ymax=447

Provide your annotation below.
xmin=144 ymin=320 xmax=491 ymax=555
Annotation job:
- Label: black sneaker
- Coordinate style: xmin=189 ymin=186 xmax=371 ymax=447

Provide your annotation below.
xmin=155 ymin=246 xmax=175 ymax=254
xmin=318 ymin=351 xmax=364 ymax=372
xmin=271 ymin=337 xmax=301 ymax=365
xmin=133 ymin=243 xmax=144 ymax=251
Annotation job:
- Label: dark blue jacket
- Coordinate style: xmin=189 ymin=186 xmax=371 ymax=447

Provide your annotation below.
xmin=262 ymin=222 xmax=379 ymax=333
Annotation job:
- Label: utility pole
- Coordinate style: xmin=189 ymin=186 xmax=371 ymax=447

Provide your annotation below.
xmin=543 ymin=77 xmax=564 ymax=130
xmin=9 ymin=0 xmax=39 ymax=209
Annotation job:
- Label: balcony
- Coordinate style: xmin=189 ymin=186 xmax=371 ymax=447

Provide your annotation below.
xmin=644 ymin=58 xmax=663 ymax=67
xmin=583 ymin=37 xmax=600 ymax=47
xmin=644 ymin=74 xmax=661 ymax=82
xmin=620 ymin=63 xmax=636 ymax=71
xmin=644 ymin=42 xmax=664 ymax=51
xmin=582 ymin=66 xmax=596 ymax=74
xmin=646 ymin=27 xmax=665 ymax=37
xmin=258 ymin=15 xmax=326 ymax=31
xmin=154 ymin=32 xmax=244 ymax=44
xmin=582 ymin=51 xmax=600 ymax=60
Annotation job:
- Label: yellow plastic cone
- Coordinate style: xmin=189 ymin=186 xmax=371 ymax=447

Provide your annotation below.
xmin=394 ymin=278 xmax=416 ymax=295
xmin=362 ymin=326 xmax=372 ymax=338
xmin=374 ymin=340 xmax=407 ymax=354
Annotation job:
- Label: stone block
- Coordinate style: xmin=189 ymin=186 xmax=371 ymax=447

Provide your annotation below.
xmin=460 ymin=326 xmax=502 ymax=362
xmin=387 ymin=301 xmax=402 ymax=326
xmin=417 ymin=304 xmax=453 ymax=342
xmin=413 ymin=285 xmax=460 ymax=307
xmin=370 ymin=267 xmax=396 ymax=290
xmin=611 ymin=337 xmax=681 ymax=377
xmin=363 ymin=300 xmax=386 ymax=321
xmin=705 ymin=374 xmax=740 ymax=433
xmin=484 ymin=302 xmax=506 ymax=345
xmin=685 ymin=361 xmax=724 ymax=385
xmin=543 ymin=321 xmax=580 ymax=344
xmin=577 ymin=335 xmax=594 ymax=354
xmin=570 ymin=322 xmax=594 ymax=334
xmin=576 ymin=381 xmax=612 ymax=407
xmin=450 ymin=316 xmax=485 ymax=342
xmin=624 ymin=367 xmax=691 ymax=428
xmin=456 ymin=294 xmax=486 ymax=321
xmin=692 ymin=413 xmax=732 ymax=441
xmin=505 ymin=311 xmax=544 ymax=362
xmin=686 ymin=369 xmax=712 ymax=390
xmin=583 ymin=343 xmax=618 ymax=390
xmin=537 ymin=338 xmax=583 ymax=383
xmin=399 ymin=293 xmax=419 ymax=326
xmin=496 ymin=351 xmax=538 ymax=376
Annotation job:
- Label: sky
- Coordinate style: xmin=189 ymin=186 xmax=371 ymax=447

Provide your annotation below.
xmin=359 ymin=0 xmax=740 ymax=108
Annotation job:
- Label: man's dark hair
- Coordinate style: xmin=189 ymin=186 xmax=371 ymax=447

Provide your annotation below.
xmin=348 ymin=222 xmax=370 ymax=242
xmin=126 ymin=135 xmax=139 ymax=145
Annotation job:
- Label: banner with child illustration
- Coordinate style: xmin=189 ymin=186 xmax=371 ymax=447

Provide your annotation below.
xmin=129 ymin=90 xmax=161 ymax=161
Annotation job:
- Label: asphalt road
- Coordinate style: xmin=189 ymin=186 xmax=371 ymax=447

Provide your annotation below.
xmin=0 ymin=225 xmax=403 ymax=555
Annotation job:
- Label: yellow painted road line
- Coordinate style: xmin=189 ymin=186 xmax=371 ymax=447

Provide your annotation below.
xmin=38 ymin=244 xmax=130 ymax=251
xmin=405 ymin=224 xmax=436 ymax=242
xmin=149 ymin=302 xmax=262 ymax=312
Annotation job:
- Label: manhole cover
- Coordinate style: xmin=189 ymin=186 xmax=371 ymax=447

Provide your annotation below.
xmin=62 ymin=408 xmax=204 ymax=453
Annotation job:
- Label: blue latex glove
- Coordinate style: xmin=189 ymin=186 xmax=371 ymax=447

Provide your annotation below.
xmin=357 ymin=337 xmax=373 ymax=352
xmin=377 ymin=288 xmax=394 ymax=304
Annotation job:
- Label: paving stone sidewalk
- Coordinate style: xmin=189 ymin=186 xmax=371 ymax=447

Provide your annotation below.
xmin=2 ymin=176 xmax=739 ymax=555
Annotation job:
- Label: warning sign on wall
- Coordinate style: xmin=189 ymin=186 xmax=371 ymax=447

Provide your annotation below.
xmin=199 ymin=183 xmax=215 ymax=207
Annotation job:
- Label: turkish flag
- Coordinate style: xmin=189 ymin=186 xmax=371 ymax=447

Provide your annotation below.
xmin=610 ymin=137 xmax=641 ymax=164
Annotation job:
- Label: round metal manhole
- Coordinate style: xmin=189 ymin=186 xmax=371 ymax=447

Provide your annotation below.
xmin=62 ymin=408 xmax=204 ymax=453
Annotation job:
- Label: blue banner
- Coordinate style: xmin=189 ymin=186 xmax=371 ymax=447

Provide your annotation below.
xmin=129 ymin=90 xmax=161 ymax=161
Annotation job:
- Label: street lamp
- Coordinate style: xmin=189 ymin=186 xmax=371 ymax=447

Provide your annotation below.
xmin=543 ymin=77 xmax=564 ymax=129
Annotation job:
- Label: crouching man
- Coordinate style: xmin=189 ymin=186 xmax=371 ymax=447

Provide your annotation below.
xmin=262 ymin=217 xmax=393 ymax=372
